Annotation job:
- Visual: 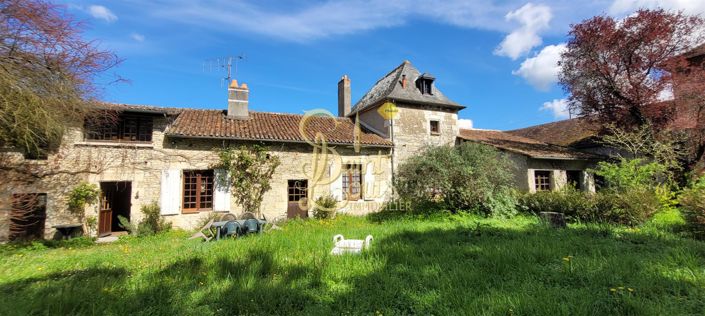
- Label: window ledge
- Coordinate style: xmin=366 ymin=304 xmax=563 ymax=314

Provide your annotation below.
xmin=74 ymin=141 xmax=154 ymax=149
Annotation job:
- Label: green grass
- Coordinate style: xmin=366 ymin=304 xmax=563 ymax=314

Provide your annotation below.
xmin=1 ymin=212 xmax=704 ymax=315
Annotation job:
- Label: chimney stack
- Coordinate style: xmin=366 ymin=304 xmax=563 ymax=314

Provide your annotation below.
xmin=338 ymin=75 xmax=351 ymax=117
xmin=228 ymin=80 xmax=249 ymax=119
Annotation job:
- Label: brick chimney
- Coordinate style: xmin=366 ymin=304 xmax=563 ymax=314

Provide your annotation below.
xmin=338 ymin=75 xmax=351 ymax=117
xmin=228 ymin=79 xmax=249 ymax=119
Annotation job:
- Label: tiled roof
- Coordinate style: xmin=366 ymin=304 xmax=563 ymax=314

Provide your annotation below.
xmin=458 ymin=128 xmax=602 ymax=160
xmin=165 ymin=110 xmax=393 ymax=147
xmin=98 ymin=102 xmax=185 ymax=115
xmin=508 ymin=101 xmax=697 ymax=147
xmin=507 ymin=117 xmax=601 ymax=147
xmin=350 ymin=61 xmax=465 ymax=115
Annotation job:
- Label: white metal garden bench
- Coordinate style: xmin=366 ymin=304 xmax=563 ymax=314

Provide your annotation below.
xmin=330 ymin=234 xmax=373 ymax=255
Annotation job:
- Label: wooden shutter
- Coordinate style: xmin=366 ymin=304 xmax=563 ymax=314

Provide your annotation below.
xmin=160 ymin=169 xmax=181 ymax=215
xmin=329 ymin=163 xmax=343 ymax=201
xmin=213 ymin=169 xmax=231 ymax=212
xmin=364 ymin=162 xmax=375 ymax=201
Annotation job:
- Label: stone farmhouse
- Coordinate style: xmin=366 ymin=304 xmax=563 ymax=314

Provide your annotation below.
xmin=0 ymin=61 xmax=602 ymax=241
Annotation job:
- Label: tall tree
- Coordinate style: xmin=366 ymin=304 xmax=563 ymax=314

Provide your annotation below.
xmin=559 ymin=9 xmax=705 ymax=173
xmin=0 ymin=0 xmax=119 ymax=157
xmin=559 ymin=9 xmax=704 ymax=126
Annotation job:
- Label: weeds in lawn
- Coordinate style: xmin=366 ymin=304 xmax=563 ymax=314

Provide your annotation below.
xmin=562 ymin=255 xmax=574 ymax=273
xmin=1 ymin=214 xmax=704 ymax=315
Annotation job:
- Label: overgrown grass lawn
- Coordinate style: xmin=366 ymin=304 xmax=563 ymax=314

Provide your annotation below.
xmin=2 ymin=212 xmax=705 ymax=315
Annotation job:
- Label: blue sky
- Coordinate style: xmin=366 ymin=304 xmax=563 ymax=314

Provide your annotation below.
xmin=60 ymin=0 xmax=705 ymax=130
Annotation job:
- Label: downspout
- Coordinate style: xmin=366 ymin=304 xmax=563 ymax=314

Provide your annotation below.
xmin=390 ymin=100 xmax=396 ymax=197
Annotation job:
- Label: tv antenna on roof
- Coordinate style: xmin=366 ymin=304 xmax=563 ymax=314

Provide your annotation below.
xmin=203 ymin=54 xmax=246 ymax=87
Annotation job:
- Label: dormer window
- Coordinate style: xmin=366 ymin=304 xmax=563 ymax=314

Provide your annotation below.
xmin=84 ymin=112 xmax=153 ymax=143
xmin=416 ymin=73 xmax=435 ymax=95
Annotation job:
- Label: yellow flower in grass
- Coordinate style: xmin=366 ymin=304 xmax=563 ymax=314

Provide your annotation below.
xmin=610 ymin=288 xmax=617 ymax=293
xmin=628 ymin=288 xmax=635 ymax=293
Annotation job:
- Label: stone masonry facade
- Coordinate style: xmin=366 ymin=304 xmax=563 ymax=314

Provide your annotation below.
xmin=0 ymin=60 xmax=601 ymax=241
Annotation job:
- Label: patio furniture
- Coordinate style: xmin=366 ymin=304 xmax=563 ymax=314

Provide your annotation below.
xmin=209 ymin=219 xmax=267 ymax=240
xmin=219 ymin=213 xmax=237 ymax=221
xmin=189 ymin=219 xmax=215 ymax=241
xmin=215 ymin=220 xmax=242 ymax=239
xmin=243 ymin=218 xmax=261 ymax=234
xmin=53 ymin=224 xmax=83 ymax=240
xmin=330 ymin=234 xmax=373 ymax=255
xmin=238 ymin=212 xmax=257 ymax=220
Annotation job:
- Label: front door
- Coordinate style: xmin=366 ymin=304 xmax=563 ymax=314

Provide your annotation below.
xmin=287 ymin=179 xmax=309 ymax=219
xmin=99 ymin=182 xmax=132 ymax=236
xmin=98 ymin=191 xmax=112 ymax=236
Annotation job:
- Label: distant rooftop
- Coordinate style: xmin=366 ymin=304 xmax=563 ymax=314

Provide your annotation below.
xmin=458 ymin=128 xmax=602 ymax=160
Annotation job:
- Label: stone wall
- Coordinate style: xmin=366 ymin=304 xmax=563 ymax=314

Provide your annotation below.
xmin=507 ymin=152 xmax=597 ymax=193
xmin=388 ymin=103 xmax=459 ymax=170
xmin=0 ymin=115 xmax=392 ymax=240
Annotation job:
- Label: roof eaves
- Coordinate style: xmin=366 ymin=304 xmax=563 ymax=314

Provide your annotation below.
xmin=164 ymin=133 xmax=394 ymax=148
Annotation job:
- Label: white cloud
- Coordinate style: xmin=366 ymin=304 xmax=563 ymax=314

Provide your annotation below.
xmin=88 ymin=5 xmax=118 ymax=23
xmin=540 ymin=98 xmax=570 ymax=119
xmin=609 ymin=0 xmax=705 ymax=16
xmin=458 ymin=119 xmax=474 ymax=129
xmin=143 ymin=0 xmax=560 ymax=42
xmin=130 ymin=33 xmax=145 ymax=42
xmin=494 ymin=3 xmax=553 ymax=60
xmin=513 ymin=43 xmax=566 ymax=91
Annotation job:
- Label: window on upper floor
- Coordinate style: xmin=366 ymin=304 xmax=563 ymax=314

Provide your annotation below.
xmin=416 ymin=73 xmax=435 ymax=95
xmin=430 ymin=120 xmax=440 ymax=135
xmin=84 ymin=113 xmax=153 ymax=143
xmin=23 ymin=141 xmax=49 ymax=160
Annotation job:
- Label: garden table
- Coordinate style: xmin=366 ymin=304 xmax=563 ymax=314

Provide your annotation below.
xmin=52 ymin=224 xmax=83 ymax=239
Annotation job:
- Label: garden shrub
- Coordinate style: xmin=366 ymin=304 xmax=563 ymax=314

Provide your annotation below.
xmin=518 ymin=186 xmax=660 ymax=226
xmin=312 ymin=194 xmax=337 ymax=219
xmin=595 ymin=189 xmax=661 ymax=226
xmin=394 ymin=143 xmax=516 ymax=216
xmin=118 ymin=202 xmax=171 ymax=236
xmin=590 ymin=158 xmax=675 ymax=225
xmin=518 ymin=187 xmax=598 ymax=221
xmin=592 ymin=158 xmax=669 ymax=191
xmin=680 ymin=177 xmax=705 ymax=239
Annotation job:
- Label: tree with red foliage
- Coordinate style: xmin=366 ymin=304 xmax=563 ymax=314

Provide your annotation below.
xmin=559 ymin=9 xmax=705 ymax=173
xmin=0 ymin=0 xmax=120 ymax=157
xmin=559 ymin=9 xmax=704 ymax=126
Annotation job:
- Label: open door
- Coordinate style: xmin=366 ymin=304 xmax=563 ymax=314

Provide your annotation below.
xmin=287 ymin=179 xmax=309 ymax=219
xmin=99 ymin=182 xmax=131 ymax=236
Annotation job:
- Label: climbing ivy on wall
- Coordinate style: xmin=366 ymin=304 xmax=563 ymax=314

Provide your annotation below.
xmin=211 ymin=145 xmax=280 ymax=215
